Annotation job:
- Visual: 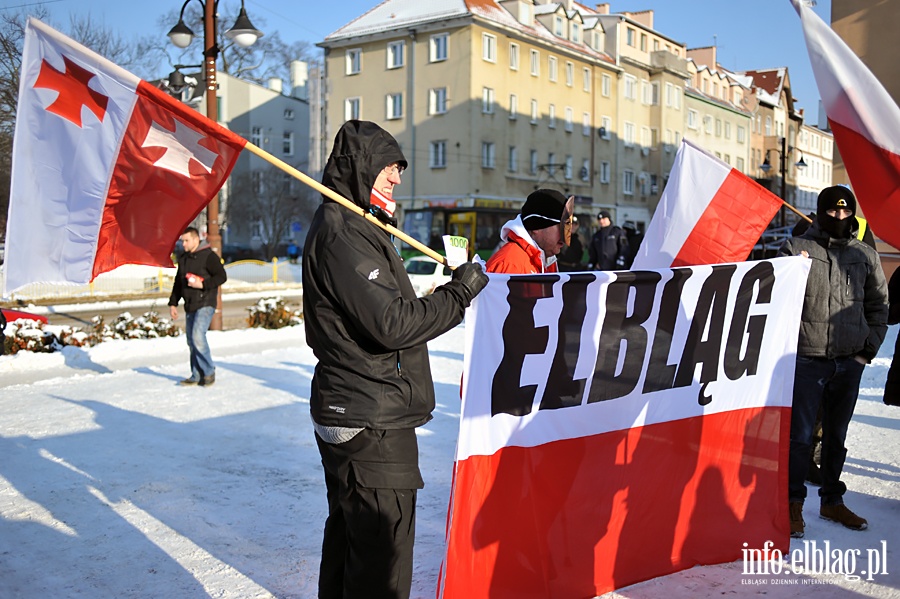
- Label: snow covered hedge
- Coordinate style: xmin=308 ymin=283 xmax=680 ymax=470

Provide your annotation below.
xmin=247 ymin=297 xmax=302 ymax=329
xmin=3 ymin=311 xmax=180 ymax=355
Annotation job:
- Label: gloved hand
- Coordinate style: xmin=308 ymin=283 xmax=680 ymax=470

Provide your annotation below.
xmin=452 ymin=261 xmax=489 ymax=301
xmin=616 ymin=256 xmax=626 ymax=268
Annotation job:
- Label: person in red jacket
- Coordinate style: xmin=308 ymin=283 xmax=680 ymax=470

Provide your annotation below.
xmin=485 ymin=189 xmax=572 ymax=274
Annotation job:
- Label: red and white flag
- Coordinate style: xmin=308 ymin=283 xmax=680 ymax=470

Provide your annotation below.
xmin=792 ymin=0 xmax=900 ymax=250
xmin=3 ymin=19 xmax=246 ymax=295
xmin=632 ymin=140 xmax=783 ymax=270
xmin=440 ymin=258 xmax=810 ymax=598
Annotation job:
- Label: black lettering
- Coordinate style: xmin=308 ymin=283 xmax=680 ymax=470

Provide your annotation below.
xmin=588 ymin=271 xmax=661 ymax=403
xmin=724 ymin=261 xmax=774 ymax=380
xmin=642 ymin=268 xmax=693 ymax=393
xmin=491 ymin=275 xmax=560 ymax=416
xmin=674 ymin=264 xmax=736 ymax=388
xmin=539 ymin=274 xmax=594 ymax=410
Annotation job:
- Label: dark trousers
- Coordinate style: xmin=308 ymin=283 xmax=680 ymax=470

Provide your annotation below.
xmin=316 ymin=428 xmax=424 ymax=599
xmin=789 ymin=355 xmax=865 ymax=506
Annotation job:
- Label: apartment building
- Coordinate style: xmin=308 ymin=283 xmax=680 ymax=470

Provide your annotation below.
xmin=794 ymin=124 xmax=835 ymax=215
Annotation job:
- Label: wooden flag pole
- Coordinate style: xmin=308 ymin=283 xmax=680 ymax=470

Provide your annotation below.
xmin=243 ymin=142 xmax=450 ymax=267
xmin=782 ymin=198 xmax=813 ymax=223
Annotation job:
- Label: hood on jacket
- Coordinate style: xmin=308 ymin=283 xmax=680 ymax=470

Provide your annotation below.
xmin=321 ymin=120 xmax=408 ymax=211
xmin=498 ymin=215 xmax=557 ymax=270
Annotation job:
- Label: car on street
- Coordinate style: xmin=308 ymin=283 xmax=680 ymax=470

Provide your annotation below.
xmin=404 ymin=256 xmax=452 ymax=297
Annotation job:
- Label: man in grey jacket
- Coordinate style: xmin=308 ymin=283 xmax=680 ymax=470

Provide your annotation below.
xmin=779 ymin=185 xmax=888 ymax=538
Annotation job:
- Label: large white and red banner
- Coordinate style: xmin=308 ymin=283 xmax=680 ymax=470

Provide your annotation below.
xmin=792 ymin=0 xmax=900 ymax=250
xmin=440 ymin=257 xmax=810 ymax=598
xmin=3 ymin=19 xmax=246 ymax=295
xmin=632 ymin=140 xmax=783 ymax=270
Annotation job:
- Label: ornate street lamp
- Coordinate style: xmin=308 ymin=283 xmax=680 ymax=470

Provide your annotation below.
xmin=760 ymin=136 xmax=808 ymax=228
xmin=166 ymin=0 xmax=262 ymax=330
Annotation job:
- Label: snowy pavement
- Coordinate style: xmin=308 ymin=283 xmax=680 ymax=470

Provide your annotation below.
xmin=0 ymin=323 xmax=898 ymax=598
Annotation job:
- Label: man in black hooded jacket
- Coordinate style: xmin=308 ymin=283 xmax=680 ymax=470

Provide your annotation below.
xmin=303 ymin=120 xmax=488 ymax=599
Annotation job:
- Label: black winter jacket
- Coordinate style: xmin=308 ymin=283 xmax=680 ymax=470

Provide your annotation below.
xmin=303 ymin=120 xmax=475 ymax=430
xmin=589 ymin=225 xmax=629 ymax=270
xmin=168 ymin=243 xmax=227 ymax=313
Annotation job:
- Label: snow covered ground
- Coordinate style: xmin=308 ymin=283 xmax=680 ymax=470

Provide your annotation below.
xmin=1 ymin=321 xmax=898 ymax=598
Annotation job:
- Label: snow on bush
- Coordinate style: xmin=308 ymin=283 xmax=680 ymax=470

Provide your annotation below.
xmin=2 ymin=311 xmax=180 ymax=355
xmin=246 ymin=297 xmax=302 ymax=329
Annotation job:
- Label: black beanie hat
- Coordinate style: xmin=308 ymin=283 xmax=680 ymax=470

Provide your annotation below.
xmin=522 ymin=189 xmax=567 ymax=231
xmin=817 ymin=185 xmax=856 ymax=216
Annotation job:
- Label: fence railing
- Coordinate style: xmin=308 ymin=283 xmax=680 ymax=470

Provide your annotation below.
xmin=3 ymin=258 xmax=302 ymax=301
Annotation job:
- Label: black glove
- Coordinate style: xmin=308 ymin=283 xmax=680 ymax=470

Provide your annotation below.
xmin=452 ymin=262 xmax=489 ymax=301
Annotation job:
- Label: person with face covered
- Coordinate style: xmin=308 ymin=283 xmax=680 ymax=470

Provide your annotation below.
xmin=778 ymin=185 xmax=888 ymax=539
xmin=302 ymin=120 xmax=488 ymax=599
xmin=485 ymin=188 xmax=572 ymax=274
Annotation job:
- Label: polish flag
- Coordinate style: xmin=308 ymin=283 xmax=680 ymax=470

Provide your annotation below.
xmin=3 ymin=19 xmax=246 ymax=295
xmin=792 ymin=0 xmax=900 ymax=250
xmin=631 ymin=140 xmax=783 ymax=270
xmin=439 ymin=259 xmax=810 ymax=597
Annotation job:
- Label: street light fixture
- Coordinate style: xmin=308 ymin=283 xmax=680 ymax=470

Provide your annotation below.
xmin=759 ymin=136 xmax=808 ymax=227
xmin=166 ymin=0 xmax=262 ymax=330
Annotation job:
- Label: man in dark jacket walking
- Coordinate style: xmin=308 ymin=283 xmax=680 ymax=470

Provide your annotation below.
xmin=778 ymin=186 xmax=887 ymax=539
xmin=168 ymin=227 xmax=227 ymax=386
xmin=588 ymin=210 xmax=629 ymax=270
xmin=303 ymin=120 xmax=488 ymax=599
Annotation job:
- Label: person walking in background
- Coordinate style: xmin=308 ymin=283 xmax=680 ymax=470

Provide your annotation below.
xmin=778 ymin=186 xmax=888 ymax=538
xmin=588 ymin=210 xmax=629 ymax=270
xmin=303 ymin=120 xmax=488 ymax=599
xmin=882 ymin=266 xmax=900 ymax=407
xmin=168 ymin=227 xmax=227 ymax=387
xmin=557 ymin=215 xmax=585 ymax=272
xmin=485 ymin=188 xmax=571 ymax=274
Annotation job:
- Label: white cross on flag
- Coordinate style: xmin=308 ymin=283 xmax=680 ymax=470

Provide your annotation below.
xmin=3 ymin=19 xmax=247 ymax=295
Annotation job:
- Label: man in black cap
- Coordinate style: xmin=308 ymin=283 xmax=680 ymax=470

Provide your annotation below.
xmin=588 ymin=210 xmax=629 ymax=270
xmin=778 ymin=185 xmax=887 ymax=539
xmin=303 ymin=120 xmax=489 ymax=599
xmin=485 ymin=188 xmax=573 ymax=274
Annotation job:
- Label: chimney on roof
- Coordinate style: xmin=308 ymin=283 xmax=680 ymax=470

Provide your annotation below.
xmin=291 ymin=60 xmax=309 ymax=101
xmin=595 ymin=3 xmax=610 ymax=14
xmin=268 ymin=78 xmax=283 ymax=94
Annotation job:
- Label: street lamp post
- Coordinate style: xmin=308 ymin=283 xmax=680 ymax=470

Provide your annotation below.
xmin=760 ymin=136 xmax=808 ymax=228
xmin=167 ymin=0 xmax=262 ymax=330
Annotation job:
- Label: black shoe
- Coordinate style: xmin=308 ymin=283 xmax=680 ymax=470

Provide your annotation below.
xmin=179 ymin=378 xmax=200 ymax=386
xmin=199 ymin=374 xmax=215 ymax=387
xmin=806 ymin=463 xmax=823 ymax=486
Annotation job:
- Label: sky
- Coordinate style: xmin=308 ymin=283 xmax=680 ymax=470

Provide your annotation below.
xmin=5 ymin=0 xmax=833 ymax=118
xmin=1 ymin=306 xmax=898 ymax=597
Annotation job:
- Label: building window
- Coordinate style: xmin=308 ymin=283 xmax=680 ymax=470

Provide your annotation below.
xmin=624 ymin=75 xmax=637 ymax=100
xmin=509 ymin=94 xmax=518 ymax=119
xmin=509 ymin=42 xmax=519 ymax=70
xmin=715 ymin=119 xmax=722 ymax=137
xmin=344 ymin=98 xmax=360 ymax=121
xmin=601 ymin=74 xmax=611 ymax=97
xmin=482 ymin=33 xmax=497 ymax=62
xmin=572 ymin=23 xmax=580 ymax=43
xmin=565 ymin=155 xmax=573 ymax=179
xmin=623 ymin=169 xmax=635 ymax=195
xmin=624 ymin=121 xmax=635 ymax=146
xmin=564 ymin=107 xmax=574 ymax=132
xmin=640 ymin=33 xmax=647 ymax=52
xmin=601 ymin=115 xmax=611 ymax=139
xmin=549 ymin=56 xmax=558 ymax=82
xmin=765 ymin=116 xmax=772 ymax=136
xmin=626 ymin=27 xmax=635 ymax=47
xmin=251 ymin=126 xmax=262 ymax=147
xmin=724 ymin=122 xmax=732 ymax=139
xmin=430 ymin=140 xmax=446 ymax=168
xmin=429 ymin=87 xmax=447 ymax=115
xmin=345 ymin=48 xmax=361 ymax=75
xmin=555 ymin=15 xmax=564 ymax=36
xmin=530 ymin=99 xmax=538 ymax=124
xmin=583 ymin=67 xmax=591 ymax=92
xmin=482 ymin=142 xmax=496 ymax=168
xmin=566 ymin=61 xmax=574 ymax=86
xmin=386 ymin=93 xmax=403 ymax=120
xmin=704 ymin=115 xmax=713 ymax=134
xmin=387 ymin=40 xmax=405 ymax=69
xmin=687 ymin=109 xmax=698 ymax=129
xmin=548 ymin=104 xmax=556 ymax=128
xmin=430 ymin=33 xmax=448 ymax=62
xmin=582 ymin=112 xmax=591 ymax=136
xmin=581 ymin=158 xmax=590 ymax=181
xmin=508 ymin=146 xmax=517 ymax=172
xmin=599 ymin=160 xmax=610 ymax=184
xmin=284 ymin=109 xmax=294 ymax=120
xmin=482 ymin=87 xmax=495 ymax=114
xmin=666 ymin=82 xmax=681 ymax=108
xmin=530 ymin=149 xmax=538 ymax=174
xmin=737 ymin=126 xmax=746 ymax=143
xmin=641 ymin=126 xmax=651 ymax=148
xmin=530 ymin=49 xmax=540 ymax=76
xmin=282 ymin=132 xmax=294 ymax=156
